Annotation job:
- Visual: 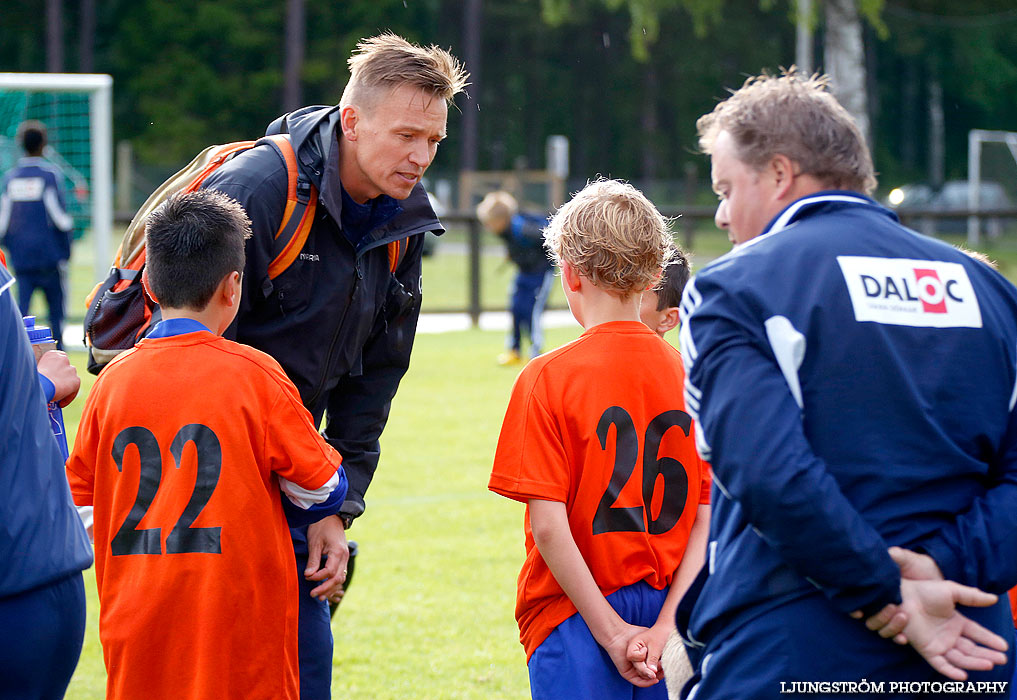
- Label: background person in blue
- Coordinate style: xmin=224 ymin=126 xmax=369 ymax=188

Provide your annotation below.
xmin=677 ymin=70 xmax=1015 ymax=698
xmin=477 ymin=190 xmax=555 ymax=365
xmin=0 ymin=261 xmax=92 ymax=699
xmin=0 ymin=121 xmax=74 ymax=349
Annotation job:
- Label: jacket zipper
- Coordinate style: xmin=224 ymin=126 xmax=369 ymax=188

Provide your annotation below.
xmin=306 ymin=247 xmax=361 ymax=409
xmin=303 ymin=222 xmax=430 ymax=408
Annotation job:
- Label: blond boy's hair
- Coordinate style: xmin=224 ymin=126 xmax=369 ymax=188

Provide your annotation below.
xmin=544 ymin=179 xmax=674 ymax=296
xmin=341 ymin=32 xmax=469 ymax=109
xmin=476 ymin=190 xmax=519 ymax=228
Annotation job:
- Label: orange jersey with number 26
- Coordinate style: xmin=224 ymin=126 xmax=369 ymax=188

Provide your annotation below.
xmin=489 ymin=321 xmax=710 ymax=661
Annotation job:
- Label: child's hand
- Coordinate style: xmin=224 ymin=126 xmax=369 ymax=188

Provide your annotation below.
xmin=602 ymin=624 xmax=660 ymax=688
xmin=626 ymin=623 xmax=671 ymax=683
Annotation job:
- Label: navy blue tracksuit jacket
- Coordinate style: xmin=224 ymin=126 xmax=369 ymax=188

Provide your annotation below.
xmin=679 ymin=192 xmax=1017 ymax=697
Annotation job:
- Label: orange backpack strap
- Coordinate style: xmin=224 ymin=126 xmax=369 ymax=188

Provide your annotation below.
xmin=387 ymin=238 xmax=405 ymax=273
xmin=260 ymin=134 xmax=318 ymax=280
xmin=182 ymin=141 xmax=258 ymax=194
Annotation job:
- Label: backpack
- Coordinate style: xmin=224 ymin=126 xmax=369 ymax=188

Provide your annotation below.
xmin=83 ymin=135 xmax=321 ymax=375
xmin=84 ymin=133 xmax=411 ymax=376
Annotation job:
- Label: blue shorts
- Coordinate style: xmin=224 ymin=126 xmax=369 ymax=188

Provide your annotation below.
xmin=528 ymin=580 xmax=669 ymax=700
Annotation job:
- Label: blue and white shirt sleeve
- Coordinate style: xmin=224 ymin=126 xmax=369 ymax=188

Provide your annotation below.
xmin=280 ymin=471 xmax=347 ymax=528
xmin=42 ymin=167 xmax=73 ymax=234
xmin=680 ymin=272 xmax=901 ymax=614
xmin=0 ymin=175 xmax=11 ymax=237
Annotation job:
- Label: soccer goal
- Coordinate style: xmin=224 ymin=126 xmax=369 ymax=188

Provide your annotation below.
xmin=0 ymin=73 xmax=113 ymax=283
xmin=967 ymin=129 xmax=1017 ymax=245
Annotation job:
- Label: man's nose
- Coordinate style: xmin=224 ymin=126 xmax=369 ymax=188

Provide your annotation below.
xmin=408 ymin=139 xmax=431 ymax=168
xmin=715 ymin=199 xmax=729 ymax=230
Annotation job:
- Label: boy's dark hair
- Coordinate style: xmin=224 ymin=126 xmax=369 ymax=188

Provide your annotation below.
xmin=145 ymin=190 xmax=251 ymax=310
xmin=18 ymin=120 xmax=47 ymax=156
xmin=654 ymin=250 xmax=691 ymax=310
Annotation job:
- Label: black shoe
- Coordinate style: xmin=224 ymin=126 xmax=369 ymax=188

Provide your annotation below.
xmin=329 ymin=540 xmax=357 ymax=619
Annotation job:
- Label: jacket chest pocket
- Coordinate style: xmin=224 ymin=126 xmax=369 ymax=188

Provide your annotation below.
xmin=267 ymin=252 xmax=331 ymax=316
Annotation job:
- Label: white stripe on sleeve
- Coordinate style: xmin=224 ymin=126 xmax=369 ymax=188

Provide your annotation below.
xmin=764 ymin=315 xmax=806 ymax=410
xmin=0 ymin=192 xmax=10 ymax=235
xmin=43 ymin=186 xmax=74 ymax=232
xmin=1009 ymin=345 xmax=1017 ymax=412
xmin=279 ymin=471 xmax=341 ymax=510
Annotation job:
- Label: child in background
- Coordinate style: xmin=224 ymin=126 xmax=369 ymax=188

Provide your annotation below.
xmin=476 ymin=190 xmax=555 ymax=364
xmin=489 ymin=179 xmax=710 ymax=699
xmin=638 ymin=250 xmax=691 ymax=339
xmin=66 ymin=190 xmax=347 ymax=700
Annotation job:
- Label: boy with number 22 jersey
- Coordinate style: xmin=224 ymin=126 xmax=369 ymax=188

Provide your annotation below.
xmin=66 ymin=191 xmax=347 ymax=700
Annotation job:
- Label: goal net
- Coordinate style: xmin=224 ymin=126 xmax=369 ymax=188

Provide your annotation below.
xmin=967 ymin=129 xmax=1017 ymax=245
xmin=0 ymin=73 xmax=112 ymax=283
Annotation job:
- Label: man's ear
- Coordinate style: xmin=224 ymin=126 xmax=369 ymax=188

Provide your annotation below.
xmin=340 ymin=105 xmax=359 ymax=141
xmin=656 ymin=307 xmax=681 ymax=335
xmin=769 ymin=153 xmax=798 ymax=200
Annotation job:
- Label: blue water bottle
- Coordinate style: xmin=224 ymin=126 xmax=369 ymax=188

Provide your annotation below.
xmin=23 ymin=316 xmax=70 ymax=460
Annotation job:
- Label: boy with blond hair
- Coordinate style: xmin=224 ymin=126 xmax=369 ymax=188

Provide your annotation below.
xmin=66 ymin=190 xmax=348 ymax=700
xmin=489 ymin=179 xmax=710 ymax=699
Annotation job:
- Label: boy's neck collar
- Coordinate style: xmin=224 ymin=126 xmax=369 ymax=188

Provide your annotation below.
xmin=147 ymin=317 xmax=213 ymax=339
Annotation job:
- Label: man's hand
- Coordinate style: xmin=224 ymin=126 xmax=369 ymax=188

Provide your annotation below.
xmin=37 ymin=350 xmax=80 ymax=407
xmin=305 ymin=514 xmax=349 ymax=601
xmin=889 ymin=546 xmax=944 ymax=581
xmin=896 ymin=578 xmax=1008 ymax=681
xmin=855 ymin=547 xmax=948 ymax=638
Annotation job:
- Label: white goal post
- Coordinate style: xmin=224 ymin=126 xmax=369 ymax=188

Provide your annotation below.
xmin=0 ymin=72 xmax=113 ymax=283
xmin=967 ymin=128 xmax=1017 ymax=246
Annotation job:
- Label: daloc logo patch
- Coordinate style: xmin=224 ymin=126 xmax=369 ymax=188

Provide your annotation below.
xmin=837 ymin=256 xmax=982 ymax=328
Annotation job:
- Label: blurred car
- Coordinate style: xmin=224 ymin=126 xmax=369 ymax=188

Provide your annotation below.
xmin=885 ymin=183 xmax=934 ymax=209
xmin=885 ymin=180 xmax=1014 ymax=236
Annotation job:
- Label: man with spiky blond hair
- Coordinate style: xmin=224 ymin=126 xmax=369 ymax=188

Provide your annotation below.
xmin=202 ymin=32 xmax=468 ymax=699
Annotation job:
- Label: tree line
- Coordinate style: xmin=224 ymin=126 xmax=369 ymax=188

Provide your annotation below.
xmin=3 ymin=0 xmax=1017 ymax=201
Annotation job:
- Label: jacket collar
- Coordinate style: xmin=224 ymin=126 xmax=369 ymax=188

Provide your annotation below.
xmin=738 ymin=191 xmax=894 ymax=254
